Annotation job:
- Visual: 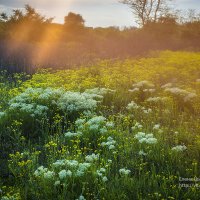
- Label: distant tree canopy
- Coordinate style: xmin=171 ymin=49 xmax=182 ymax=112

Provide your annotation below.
xmin=1 ymin=4 xmax=53 ymax=24
xmin=121 ymin=0 xmax=172 ymax=26
xmin=0 ymin=4 xmax=200 ymax=72
xmin=0 ymin=4 xmax=54 ymax=41
xmin=64 ymin=12 xmax=85 ymax=32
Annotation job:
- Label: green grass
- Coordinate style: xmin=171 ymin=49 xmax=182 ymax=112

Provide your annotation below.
xmin=0 ymin=51 xmax=200 ymax=200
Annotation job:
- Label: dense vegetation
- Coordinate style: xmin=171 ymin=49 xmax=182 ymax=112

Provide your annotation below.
xmin=0 ymin=51 xmax=200 ymax=199
xmin=0 ymin=5 xmax=200 ymax=72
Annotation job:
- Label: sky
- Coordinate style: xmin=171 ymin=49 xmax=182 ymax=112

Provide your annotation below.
xmin=0 ymin=0 xmax=200 ymax=27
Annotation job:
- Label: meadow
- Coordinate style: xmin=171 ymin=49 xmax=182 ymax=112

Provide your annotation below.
xmin=0 ymin=51 xmax=200 ymax=200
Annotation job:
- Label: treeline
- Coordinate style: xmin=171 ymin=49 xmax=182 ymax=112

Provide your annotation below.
xmin=0 ymin=5 xmax=200 ymax=72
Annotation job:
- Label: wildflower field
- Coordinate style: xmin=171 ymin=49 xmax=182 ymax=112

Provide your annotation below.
xmin=0 ymin=51 xmax=200 ymax=200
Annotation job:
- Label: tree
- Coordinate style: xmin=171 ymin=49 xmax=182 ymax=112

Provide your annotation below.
xmin=64 ymin=12 xmax=85 ymax=32
xmin=7 ymin=4 xmax=53 ymax=24
xmin=121 ymin=0 xmax=171 ymax=26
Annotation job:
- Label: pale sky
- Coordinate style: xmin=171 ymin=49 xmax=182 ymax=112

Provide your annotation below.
xmin=0 ymin=0 xmax=200 ymax=27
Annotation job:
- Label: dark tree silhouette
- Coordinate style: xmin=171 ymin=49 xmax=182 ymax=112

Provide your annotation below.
xmin=64 ymin=12 xmax=85 ymax=32
xmin=121 ymin=0 xmax=171 ymax=26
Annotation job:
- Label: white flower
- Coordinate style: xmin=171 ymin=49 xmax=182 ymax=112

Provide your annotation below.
xmin=106 ymin=122 xmax=114 ymax=128
xmin=75 ymin=170 xmax=84 ymax=177
xmin=64 ymin=131 xmax=82 ymax=138
xmin=66 ymin=160 xmax=79 ymax=168
xmin=102 ymin=176 xmax=108 ymax=182
xmin=54 ymin=180 xmax=60 ymax=186
xmin=184 ymin=93 xmax=197 ymax=102
xmin=53 ymin=160 xmax=65 ymax=168
xmin=146 ymin=138 xmax=157 ymax=144
xmin=78 ymin=163 xmax=91 ymax=171
xmin=34 ymin=166 xmax=48 ymax=177
xmin=85 ymin=153 xmax=99 ymax=162
xmin=100 ymin=127 xmax=108 ymax=134
xmin=172 ymin=145 xmax=187 ymax=152
xmin=153 ymin=124 xmax=160 ymax=130
xmin=134 ymin=132 xmax=146 ymax=140
xmin=75 ymin=118 xmax=86 ymax=127
xmin=43 ymin=171 xmax=55 ymax=179
xmin=109 ymin=145 xmax=115 ymax=150
xmin=135 ymin=132 xmax=157 ymax=144
xmin=66 ymin=170 xmax=72 ymax=177
xmin=101 ymin=137 xmax=116 ymax=150
xmin=165 ymin=87 xmax=197 ymax=102
xmin=146 ymin=97 xmax=168 ymax=103
xmin=138 ymin=150 xmax=147 ymax=156
xmin=161 ymin=83 xmax=173 ymax=89
xmin=100 ymin=168 xmax=106 ymax=173
xmin=128 ymin=88 xmax=139 ymax=92
xmin=77 ymin=195 xmax=86 ymax=200
xmin=126 ymin=101 xmax=139 ymax=110
xmin=119 ymin=168 xmax=131 ymax=176
xmin=59 ymin=170 xmax=67 ymax=179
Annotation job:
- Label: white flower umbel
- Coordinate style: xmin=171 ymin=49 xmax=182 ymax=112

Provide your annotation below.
xmin=119 ymin=168 xmax=131 ymax=176
xmin=101 ymin=136 xmax=116 ymax=150
xmin=64 ymin=131 xmax=82 ymax=138
xmin=172 ymin=145 xmax=187 ymax=152
xmin=165 ymin=87 xmax=197 ymax=102
xmin=58 ymin=169 xmax=67 ymax=180
xmin=138 ymin=150 xmax=147 ymax=156
xmin=135 ymin=132 xmax=157 ymax=144
xmin=85 ymin=153 xmax=99 ymax=162
xmin=126 ymin=101 xmax=140 ymax=110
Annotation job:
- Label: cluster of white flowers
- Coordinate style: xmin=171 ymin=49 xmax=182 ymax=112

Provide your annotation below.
xmin=127 ymin=101 xmax=152 ymax=114
xmin=126 ymin=101 xmax=140 ymax=110
xmin=138 ymin=150 xmax=147 ymax=156
xmin=143 ymin=88 xmax=156 ymax=93
xmin=161 ymin=83 xmax=173 ymax=89
xmin=58 ymin=169 xmax=72 ymax=179
xmin=164 ymin=87 xmax=197 ymax=102
xmin=96 ymin=167 xmax=108 ymax=182
xmin=146 ymin=96 xmax=168 ymax=103
xmin=85 ymin=153 xmax=99 ymax=162
xmin=34 ymin=158 xmax=92 ymax=183
xmin=119 ymin=168 xmax=131 ymax=176
xmin=129 ymin=80 xmax=155 ymax=93
xmin=142 ymin=107 xmax=152 ymax=114
xmin=8 ymin=87 xmax=111 ymax=119
xmin=64 ymin=131 xmax=82 ymax=138
xmin=76 ymin=194 xmax=86 ymax=200
xmin=101 ymin=136 xmax=116 ymax=150
xmin=171 ymin=145 xmax=187 ymax=152
xmin=43 ymin=171 xmax=55 ymax=179
xmin=57 ymin=91 xmax=100 ymax=113
xmin=132 ymin=122 xmax=143 ymax=130
xmin=128 ymin=88 xmax=139 ymax=93
xmin=75 ymin=116 xmax=114 ymax=135
xmin=134 ymin=132 xmax=157 ymax=144
xmin=34 ymin=166 xmax=48 ymax=177
xmin=153 ymin=124 xmax=160 ymax=130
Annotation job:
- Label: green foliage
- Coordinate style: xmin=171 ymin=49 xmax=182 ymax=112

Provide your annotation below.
xmin=1 ymin=51 xmax=200 ymax=199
